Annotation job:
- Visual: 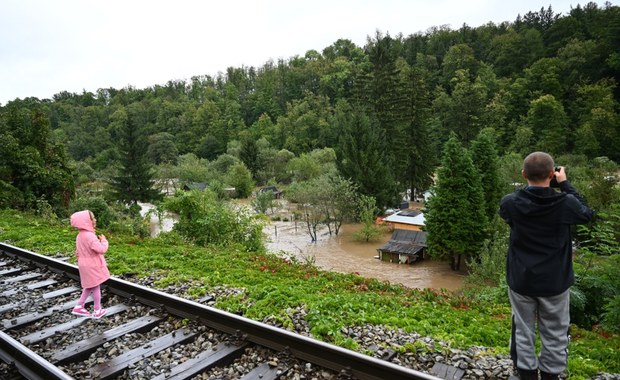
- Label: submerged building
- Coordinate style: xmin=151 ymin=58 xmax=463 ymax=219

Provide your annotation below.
xmin=377 ymin=210 xmax=427 ymax=265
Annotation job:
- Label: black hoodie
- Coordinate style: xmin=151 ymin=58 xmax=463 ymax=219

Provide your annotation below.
xmin=499 ymin=181 xmax=594 ymax=296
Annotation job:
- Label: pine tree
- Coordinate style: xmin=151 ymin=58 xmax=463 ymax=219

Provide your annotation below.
xmin=239 ymin=137 xmax=259 ymax=180
xmin=400 ymin=62 xmax=437 ymax=195
xmin=470 ymin=128 xmax=503 ymax=224
xmin=424 ymin=134 xmax=488 ymax=270
xmin=354 ymin=32 xmax=410 ymax=182
xmin=110 ymin=109 xmax=161 ymax=205
xmin=336 ymin=102 xmax=398 ymax=209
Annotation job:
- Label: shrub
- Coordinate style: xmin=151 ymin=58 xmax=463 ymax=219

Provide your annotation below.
xmin=227 ymin=163 xmax=254 ymax=198
xmin=352 ymin=223 xmax=386 ymax=243
xmin=0 ymin=181 xmax=25 ymax=210
xmin=163 ymin=189 xmax=264 ymax=252
xmin=602 ymin=295 xmax=620 ymax=333
xmin=34 ymin=198 xmax=57 ymax=221
xmin=465 ymin=222 xmax=508 ymax=287
xmin=70 ymin=195 xmax=114 ymax=228
xmin=572 ymin=254 xmax=620 ymax=331
xmin=252 ymin=190 xmax=276 ymax=214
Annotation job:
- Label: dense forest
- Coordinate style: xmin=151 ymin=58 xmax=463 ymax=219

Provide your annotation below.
xmin=1 ymin=2 xmax=619 ymax=212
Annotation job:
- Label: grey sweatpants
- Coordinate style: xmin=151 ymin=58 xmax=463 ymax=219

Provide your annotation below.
xmin=508 ymin=288 xmax=570 ymax=374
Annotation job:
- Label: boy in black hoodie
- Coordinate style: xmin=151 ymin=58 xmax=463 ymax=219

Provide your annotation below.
xmin=499 ymin=152 xmax=593 ymax=380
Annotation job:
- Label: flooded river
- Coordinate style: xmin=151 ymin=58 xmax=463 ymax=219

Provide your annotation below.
xmin=140 ymin=202 xmax=465 ymax=291
xmin=264 ymin=221 xmax=464 ymax=291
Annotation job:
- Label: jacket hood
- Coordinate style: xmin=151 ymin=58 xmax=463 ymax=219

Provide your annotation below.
xmin=514 ymin=187 xmax=567 ymax=217
xmin=70 ymin=210 xmax=95 ymax=232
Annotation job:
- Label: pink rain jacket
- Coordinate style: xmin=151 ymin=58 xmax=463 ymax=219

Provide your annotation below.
xmin=70 ymin=210 xmax=110 ymax=288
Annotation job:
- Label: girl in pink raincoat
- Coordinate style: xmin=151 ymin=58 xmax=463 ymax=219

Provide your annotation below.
xmin=70 ymin=210 xmax=110 ymax=318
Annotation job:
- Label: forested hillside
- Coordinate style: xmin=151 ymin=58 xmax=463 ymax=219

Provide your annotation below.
xmin=1 ymin=2 xmax=619 ymax=213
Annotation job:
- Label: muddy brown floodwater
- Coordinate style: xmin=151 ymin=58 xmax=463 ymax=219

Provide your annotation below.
xmin=264 ymin=221 xmax=465 ymax=291
xmin=140 ymin=201 xmax=465 ymax=291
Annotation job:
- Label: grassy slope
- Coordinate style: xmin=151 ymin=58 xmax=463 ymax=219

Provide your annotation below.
xmin=0 ymin=209 xmax=617 ymax=379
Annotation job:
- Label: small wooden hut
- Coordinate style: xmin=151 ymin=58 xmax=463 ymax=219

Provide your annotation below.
xmin=376 ymin=229 xmax=427 ymax=265
xmin=259 ymin=186 xmax=284 ymax=199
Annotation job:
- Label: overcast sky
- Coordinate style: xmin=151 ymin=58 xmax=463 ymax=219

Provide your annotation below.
xmin=0 ymin=0 xmax=610 ymax=105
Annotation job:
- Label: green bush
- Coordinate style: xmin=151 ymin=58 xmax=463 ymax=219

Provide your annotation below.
xmin=352 ymin=223 xmax=386 ymax=243
xmin=572 ymin=254 xmax=620 ymax=331
xmin=163 ymin=189 xmax=264 ymax=252
xmin=34 ymin=198 xmax=57 ymax=221
xmin=227 ymin=163 xmax=254 ymax=198
xmin=465 ymin=222 xmax=508 ymax=287
xmin=70 ymin=195 xmax=114 ymax=228
xmin=0 ymin=180 xmax=25 ymax=210
xmin=252 ymin=190 xmax=276 ymax=214
xmin=572 ymin=201 xmax=620 ymax=332
xmin=602 ymin=295 xmax=620 ymax=332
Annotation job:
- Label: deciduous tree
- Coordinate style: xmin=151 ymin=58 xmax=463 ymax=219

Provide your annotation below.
xmin=526 ymin=94 xmax=569 ymax=155
xmin=0 ymin=99 xmax=74 ymax=214
xmin=226 ymin=162 xmax=254 ymax=198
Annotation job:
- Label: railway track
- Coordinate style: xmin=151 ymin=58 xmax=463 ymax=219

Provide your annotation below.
xmin=0 ymin=242 xmax=441 ymax=380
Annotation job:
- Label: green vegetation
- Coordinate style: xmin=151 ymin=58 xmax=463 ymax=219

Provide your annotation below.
xmin=251 ymin=189 xmax=279 ymax=215
xmin=0 ymin=209 xmax=618 ymax=379
xmin=287 ymin=173 xmax=358 ymax=239
xmin=425 ymin=134 xmax=488 ymax=270
xmin=0 ymin=99 xmax=74 ymax=214
xmin=109 ymin=108 xmax=162 ymax=205
xmin=353 ymin=194 xmax=387 ymax=243
xmin=162 ymin=189 xmax=264 ymax=252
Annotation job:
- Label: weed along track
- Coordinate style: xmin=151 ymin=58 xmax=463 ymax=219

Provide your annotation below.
xmin=0 ymin=242 xmax=439 ymax=380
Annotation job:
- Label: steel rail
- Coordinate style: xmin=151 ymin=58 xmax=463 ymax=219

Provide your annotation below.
xmin=0 ymin=330 xmax=73 ymax=380
xmin=0 ymin=242 xmax=440 ymax=380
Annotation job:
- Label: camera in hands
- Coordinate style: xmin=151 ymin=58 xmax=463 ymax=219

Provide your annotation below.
xmin=550 ymin=166 xmax=561 ymax=188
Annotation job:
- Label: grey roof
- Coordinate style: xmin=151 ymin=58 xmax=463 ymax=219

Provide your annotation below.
xmin=391 ymin=229 xmax=426 ymax=244
xmin=183 ymin=182 xmax=208 ymax=191
xmin=377 ymin=229 xmax=427 ymax=255
xmin=260 ymin=186 xmax=280 ymax=192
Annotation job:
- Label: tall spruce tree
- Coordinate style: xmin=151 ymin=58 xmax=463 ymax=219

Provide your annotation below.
xmin=110 ymin=108 xmax=161 ymax=205
xmin=470 ymin=128 xmax=503 ymax=223
xmin=399 ymin=60 xmax=437 ymax=194
xmin=424 ymin=134 xmax=488 ymax=270
xmin=355 ymin=32 xmax=410 ymax=184
xmin=336 ymin=102 xmax=398 ymax=210
xmin=239 ymin=136 xmax=260 ymax=180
